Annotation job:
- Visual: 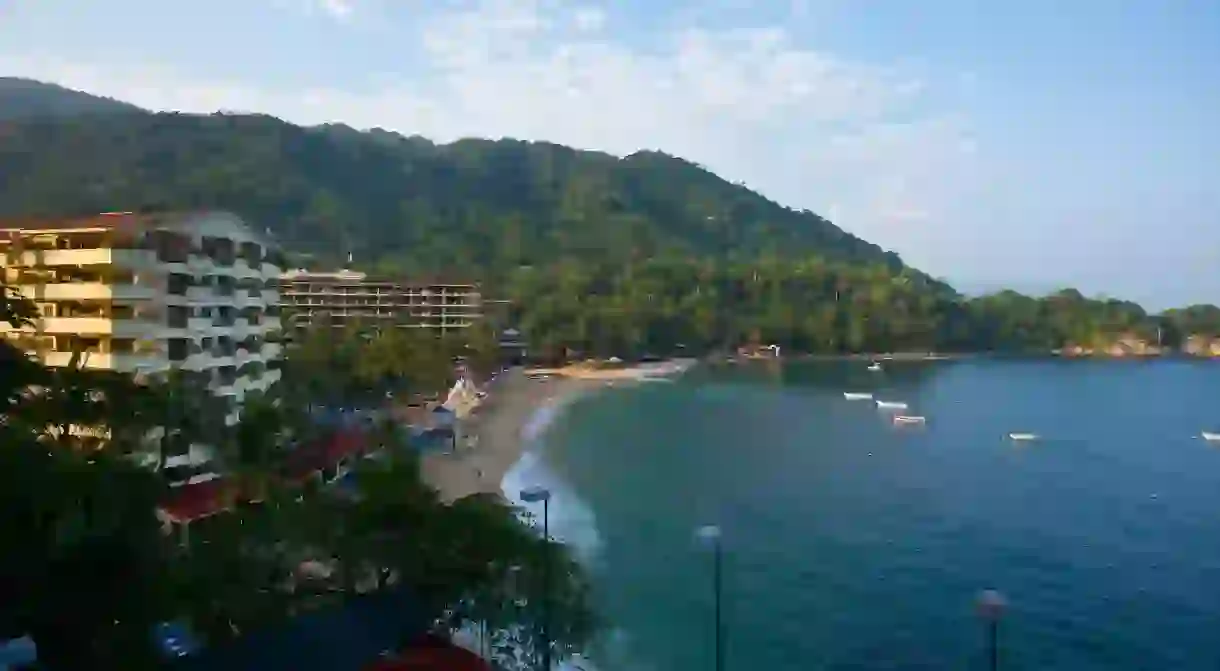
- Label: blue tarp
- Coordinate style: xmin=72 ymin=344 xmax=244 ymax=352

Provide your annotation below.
xmin=155 ymin=621 xmax=202 ymax=659
xmin=0 ymin=636 xmax=36 ymax=668
xmin=171 ymin=588 xmax=427 ymax=671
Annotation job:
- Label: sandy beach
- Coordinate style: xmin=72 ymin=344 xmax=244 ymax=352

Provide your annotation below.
xmin=420 ymin=369 xmax=603 ymax=502
xmin=421 ymin=361 xmax=696 ymax=502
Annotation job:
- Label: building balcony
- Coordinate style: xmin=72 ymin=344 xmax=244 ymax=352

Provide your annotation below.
xmin=18 ymin=282 xmax=157 ymax=302
xmin=6 ymin=248 xmax=158 ymax=269
xmin=27 ymin=316 xmax=165 ymax=336
xmin=187 ymin=255 xmax=214 ymax=273
xmin=42 ymin=351 xmax=169 ymax=373
xmin=237 ymin=260 xmax=266 ymax=279
xmin=187 ymin=317 xmax=213 ymax=331
xmin=164 ymin=444 xmax=215 ymax=469
xmin=181 ymin=353 xmax=217 ymax=371
xmin=186 ymin=286 xmax=220 ymax=302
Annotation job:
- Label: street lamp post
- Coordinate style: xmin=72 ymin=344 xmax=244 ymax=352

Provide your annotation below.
xmin=696 ymin=525 xmax=724 ymax=671
xmin=521 ymin=487 xmax=553 ymax=670
xmin=976 ymin=589 xmax=1007 ymax=671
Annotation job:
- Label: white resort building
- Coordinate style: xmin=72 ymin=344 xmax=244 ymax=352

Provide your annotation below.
xmin=278 ymin=268 xmax=482 ymax=334
xmin=0 ymin=211 xmax=286 ymax=482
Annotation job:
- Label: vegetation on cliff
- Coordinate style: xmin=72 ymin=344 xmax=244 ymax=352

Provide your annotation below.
xmin=0 ymin=77 xmax=143 ymax=121
xmin=0 ymin=110 xmax=901 ymax=276
xmin=503 ymin=260 xmax=1220 ymax=357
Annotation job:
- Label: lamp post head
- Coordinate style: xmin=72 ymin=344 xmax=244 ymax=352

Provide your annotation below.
xmin=695 ymin=524 xmax=722 ymax=545
xmin=976 ymin=589 xmax=1007 ymax=621
xmin=520 ymin=486 xmax=551 ymax=503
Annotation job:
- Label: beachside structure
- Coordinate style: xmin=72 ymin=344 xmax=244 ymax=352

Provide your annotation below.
xmin=278 ymin=268 xmax=482 ymax=334
xmin=0 ymin=210 xmax=286 ymax=480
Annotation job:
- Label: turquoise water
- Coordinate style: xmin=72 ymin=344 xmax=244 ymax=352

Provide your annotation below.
xmin=537 ymin=360 xmax=1220 ymax=671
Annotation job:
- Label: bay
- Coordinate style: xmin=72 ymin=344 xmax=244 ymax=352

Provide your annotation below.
xmin=538 ymin=359 xmax=1220 ymax=671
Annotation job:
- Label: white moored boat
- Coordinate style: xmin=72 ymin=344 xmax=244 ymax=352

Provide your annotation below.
xmin=843 ymin=392 xmax=873 ymax=400
xmin=1009 ymin=433 xmax=1038 ymax=442
xmin=867 ymin=363 xmax=883 ymax=372
xmin=875 ymin=400 xmax=908 ymax=410
xmin=893 ymin=415 xmax=926 ymax=425
xmin=1202 ymin=432 xmax=1220 ymax=442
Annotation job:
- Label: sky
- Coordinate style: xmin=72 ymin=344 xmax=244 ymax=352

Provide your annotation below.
xmin=1 ymin=0 xmax=1217 ymax=308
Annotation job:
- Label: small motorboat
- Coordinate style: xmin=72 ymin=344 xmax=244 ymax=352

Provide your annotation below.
xmin=875 ymin=400 xmax=908 ymax=410
xmin=1202 ymin=432 xmax=1220 ymax=442
xmin=1009 ymin=433 xmax=1038 ymax=442
xmin=867 ymin=362 xmax=883 ymax=372
xmin=843 ymin=392 xmax=873 ymax=400
xmin=893 ymin=415 xmax=926 ymax=425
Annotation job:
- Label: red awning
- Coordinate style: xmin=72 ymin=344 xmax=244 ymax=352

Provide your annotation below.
xmin=324 ymin=427 xmax=368 ymax=463
xmin=159 ymin=478 xmax=233 ymax=524
xmin=362 ymin=634 xmax=492 ymax=671
xmin=162 ymin=429 xmax=371 ymax=519
xmin=284 ymin=427 xmax=370 ymax=480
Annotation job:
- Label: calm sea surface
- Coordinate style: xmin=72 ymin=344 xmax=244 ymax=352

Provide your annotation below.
xmin=536 ymin=359 xmax=1220 ymax=671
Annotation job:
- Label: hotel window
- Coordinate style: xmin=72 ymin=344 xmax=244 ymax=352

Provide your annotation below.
xmin=240 ymin=242 xmax=261 ymax=266
xmin=167 ymin=306 xmax=189 ymax=328
xmin=167 ymin=273 xmax=191 ymax=295
xmin=151 ymin=231 xmax=190 ymax=263
xmin=167 ymin=338 xmax=189 ymax=362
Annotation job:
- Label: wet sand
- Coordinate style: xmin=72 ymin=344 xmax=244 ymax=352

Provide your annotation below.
xmin=420 ymin=369 xmax=603 ymax=502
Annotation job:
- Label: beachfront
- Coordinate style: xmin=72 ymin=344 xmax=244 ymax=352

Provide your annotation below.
xmin=421 ymin=360 xmax=695 ymax=502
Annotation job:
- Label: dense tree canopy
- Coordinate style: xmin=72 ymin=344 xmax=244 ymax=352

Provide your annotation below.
xmin=0 ymin=108 xmax=902 ymax=275
xmin=500 ymin=259 xmax=1220 ymax=357
xmin=0 ymin=77 xmax=143 ymax=121
xmin=0 ymin=283 xmax=596 ymax=669
xmin=2 ymin=87 xmax=1215 ymax=356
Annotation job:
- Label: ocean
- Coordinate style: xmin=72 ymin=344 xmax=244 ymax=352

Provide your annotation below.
xmin=507 ymin=359 xmax=1220 ymax=671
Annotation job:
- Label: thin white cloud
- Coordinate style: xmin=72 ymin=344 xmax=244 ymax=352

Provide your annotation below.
xmin=0 ymin=0 xmax=981 ymax=270
xmin=319 ymin=0 xmax=354 ymax=19
xmin=570 ymin=7 xmax=606 ymax=32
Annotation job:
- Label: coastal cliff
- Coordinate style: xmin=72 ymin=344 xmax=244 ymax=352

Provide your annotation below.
xmin=1058 ymin=333 xmax=1220 ymax=358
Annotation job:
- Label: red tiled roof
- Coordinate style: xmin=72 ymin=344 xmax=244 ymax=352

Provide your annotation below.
xmin=284 ymin=427 xmax=370 ymax=480
xmin=161 ymin=428 xmax=370 ymax=522
xmin=160 ymin=478 xmax=234 ymax=524
xmin=363 ymin=635 xmax=493 ymax=671
xmin=0 ymin=211 xmax=179 ymax=232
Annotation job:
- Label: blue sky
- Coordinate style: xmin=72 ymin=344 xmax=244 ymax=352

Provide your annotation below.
xmin=2 ymin=0 xmax=1217 ymax=308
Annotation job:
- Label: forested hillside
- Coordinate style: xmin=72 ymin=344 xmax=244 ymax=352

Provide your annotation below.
xmin=502 ymin=260 xmax=1220 ymax=356
xmin=0 ymin=77 xmax=143 ymax=121
xmin=1 ymin=80 xmax=1217 ymax=355
xmin=0 ymin=110 xmax=900 ymax=276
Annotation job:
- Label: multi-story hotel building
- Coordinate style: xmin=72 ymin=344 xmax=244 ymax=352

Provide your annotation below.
xmin=0 ymin=211 xmax=285 ymax=481
xmin=278 ymin=268 xmax=482 ymax=334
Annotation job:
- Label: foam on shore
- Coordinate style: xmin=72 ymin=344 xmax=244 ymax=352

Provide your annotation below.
xmin=498 ymin=388 xmax=609 ymax=670
xmin=503 ymin=389 xmax=603 ymax=562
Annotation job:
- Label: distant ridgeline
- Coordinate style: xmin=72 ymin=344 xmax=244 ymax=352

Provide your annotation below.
xmin=0 ymin=78 xmax=1217 ymax=356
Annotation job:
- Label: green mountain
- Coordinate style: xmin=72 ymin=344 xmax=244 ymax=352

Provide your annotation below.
xmin=0 ymin=109 xmax=904 ymax=277
xmin=0 ymin=77 xmax=144 ymax=121
xmin=0 ymin=81 xmax=1216 ymax=354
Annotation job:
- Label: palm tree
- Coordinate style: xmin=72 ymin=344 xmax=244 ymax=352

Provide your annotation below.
xmin=0 ymin=430 xmax=171 ymax=670
xmin=218 ymin=391 xmax=288 ymax=502
xmin=136 ymin=370 xmax=230 ymax=476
